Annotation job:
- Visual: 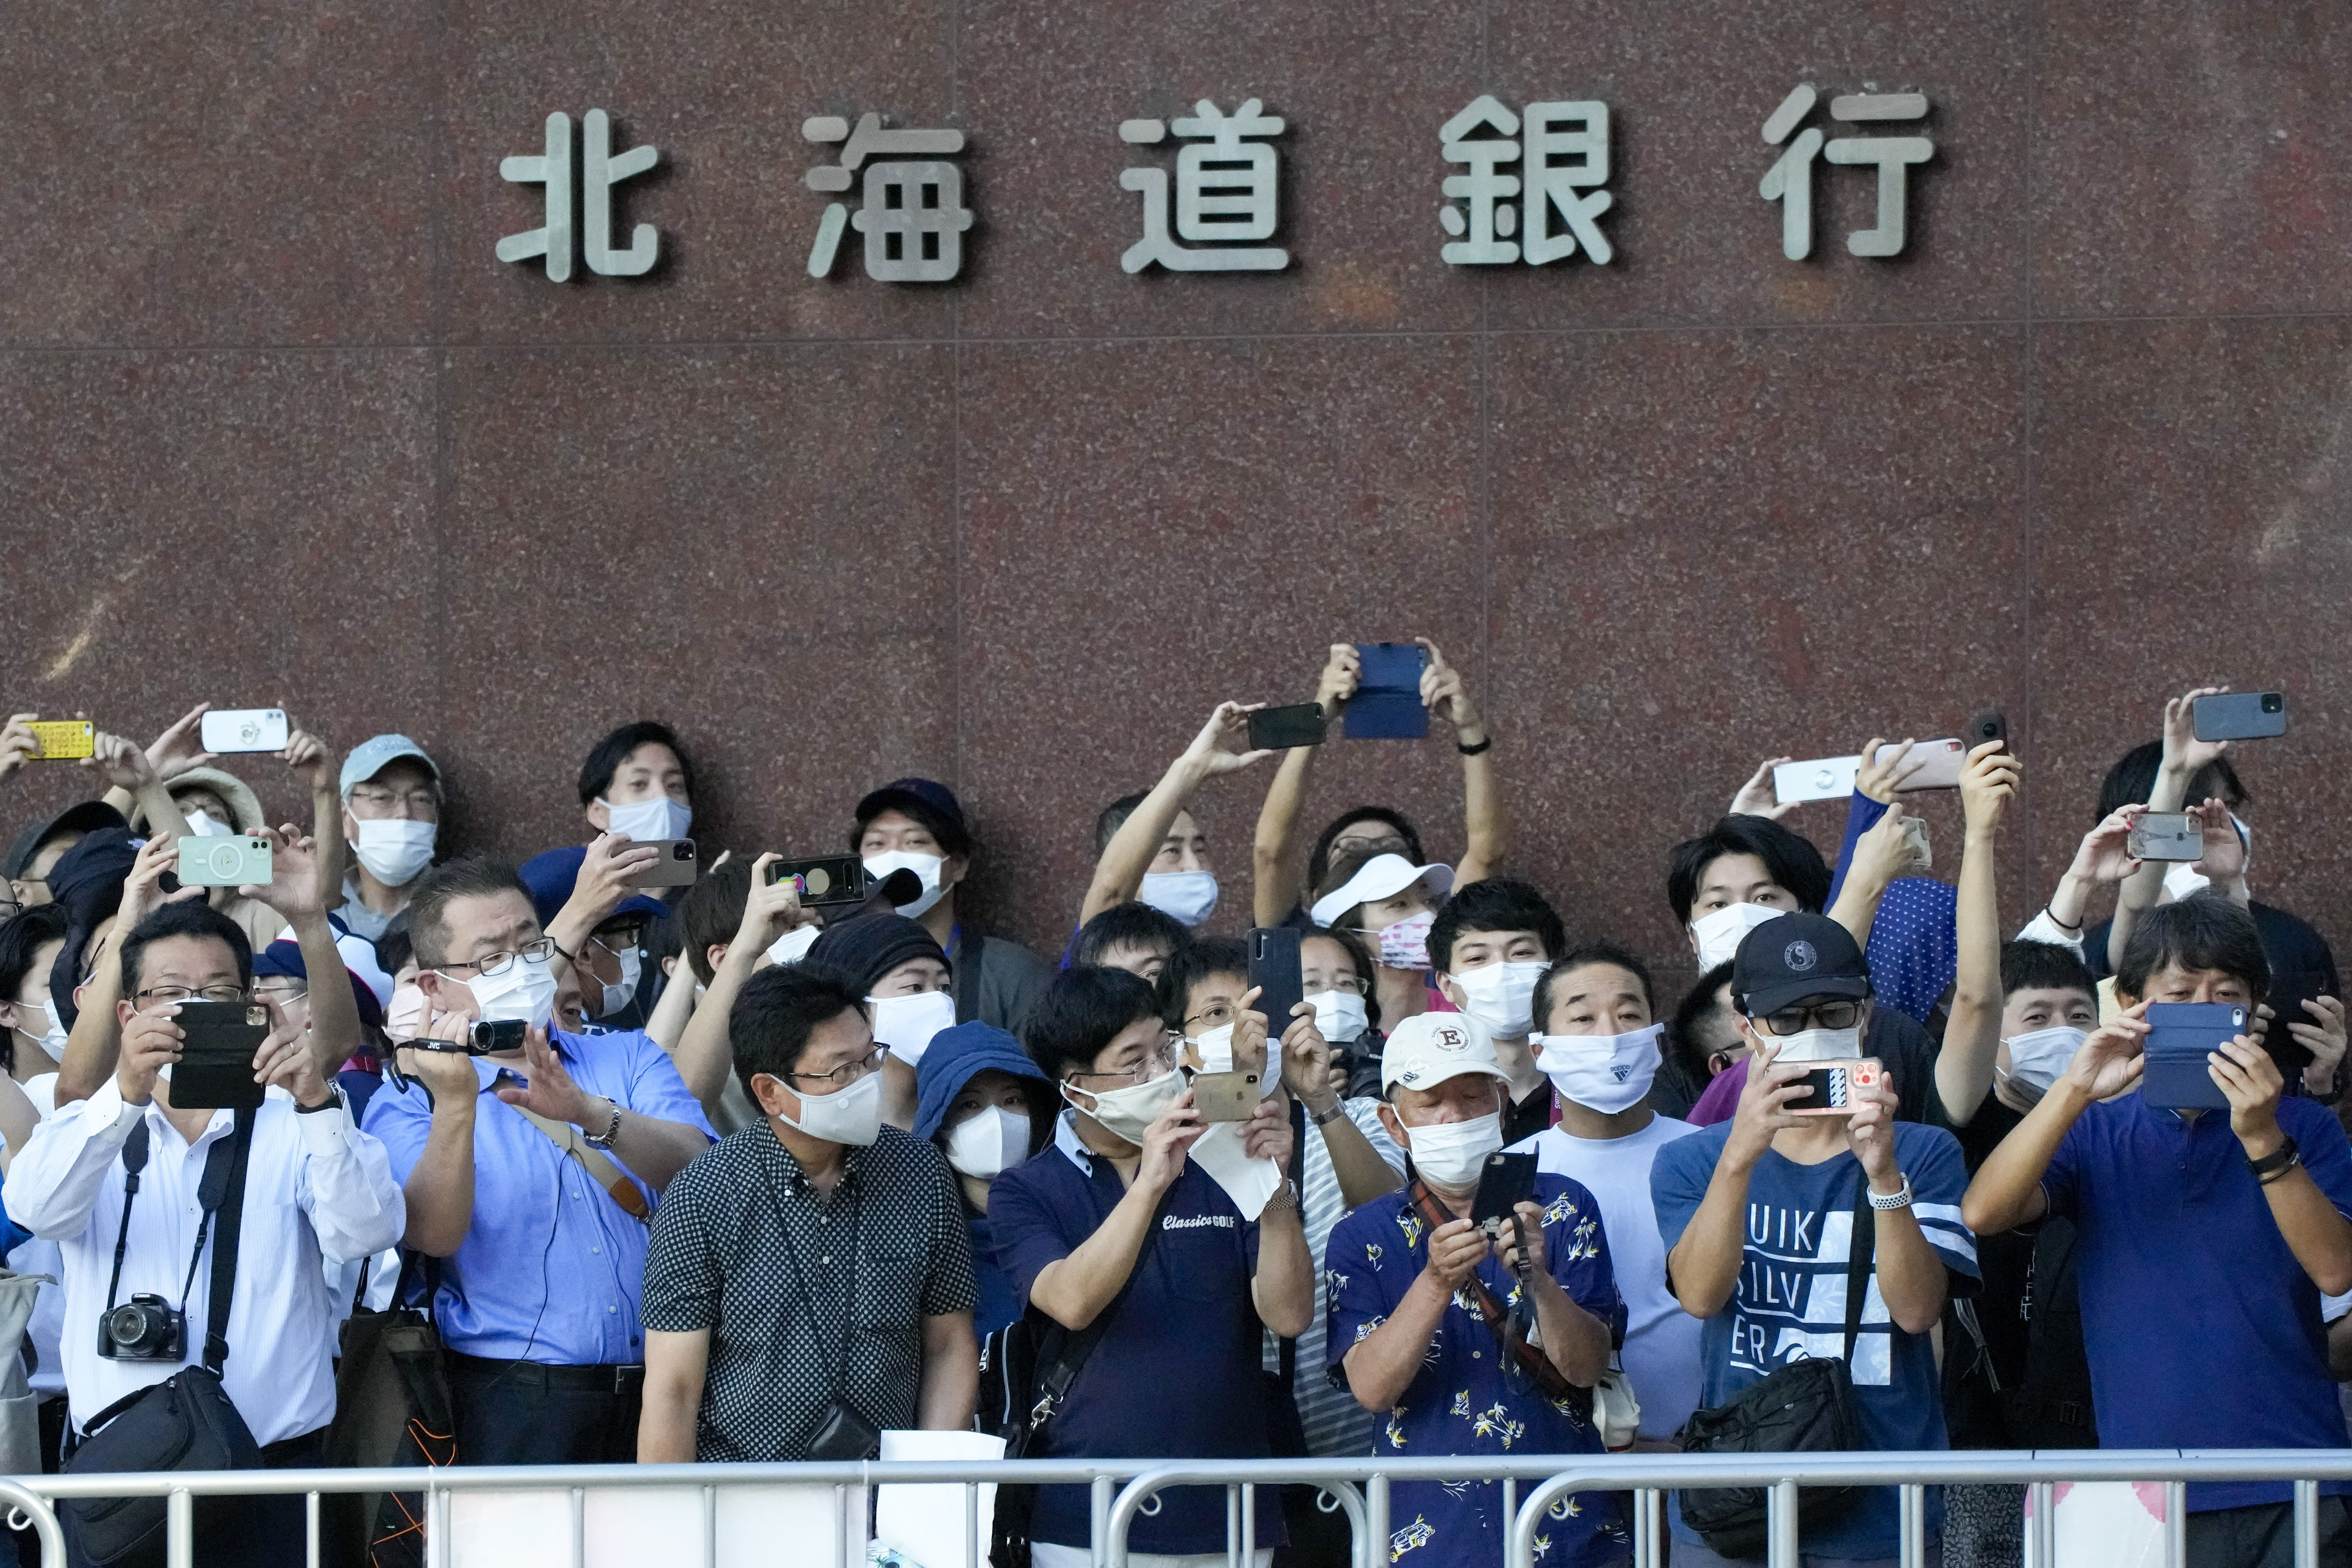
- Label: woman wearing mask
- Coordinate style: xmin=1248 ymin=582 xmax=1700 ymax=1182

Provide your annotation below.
xmin=912 ymin=1024 xmax=1055 ymax=1341
xmin=1308 ymin=848 xmax=1453 ymax=1035
xmin=807 ymin=914 xmax=957 ymax=1131
xmin=1303 ymin=926 xmax=1383 ymax=1100
xmin=0 ymin=905 xmax=70 ymax=1090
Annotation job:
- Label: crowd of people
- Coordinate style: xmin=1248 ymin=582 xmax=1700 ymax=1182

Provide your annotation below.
xmin=0 ymin=649 xmax=2345 ymax=1568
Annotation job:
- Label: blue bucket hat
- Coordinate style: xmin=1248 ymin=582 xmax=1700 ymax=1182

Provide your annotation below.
xmin=913 ymin=1022 xmax=1049 ymax=1142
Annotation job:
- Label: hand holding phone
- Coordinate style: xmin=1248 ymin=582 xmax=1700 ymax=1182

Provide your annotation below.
xmin=1772 ymin=756 xmax=1859 ymax=805
xmin=1471 ymin=1150 xmax=1538 ymax=1235
xmin=170 ymin=1001 xmax=273 ymax=1110
xmin=198 ymin=708 xmax=290 ymax=754
xmin=2192 ymin=690 xmax=2287 ymax=743
xmin=2139 ymin=1003 xmax=2248 ymax=1111
xmin=24 ymin=719 xmax=95 ymax=761
xmin=1872 ymin=738 xmax=1967 ymax=791
xmin=1246 ymin=704 xmax=1326 ymax=752
xmin=620 ymin=839 xmax=698 ymax=888
xmin=1344 ymin=643 xmax=1430 ymax=741
xmin=1787 ymin=1058 xmax=1884 ymax=1116
xmin=2125 ymin=811 xmax=2202 ymax=862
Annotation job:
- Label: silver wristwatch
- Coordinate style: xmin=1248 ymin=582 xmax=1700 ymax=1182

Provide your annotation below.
xmin=1866 ymin=1171 xmax=1915 ymax=1211
xmin=584 ymin=1101 xmax=624 ymax=1150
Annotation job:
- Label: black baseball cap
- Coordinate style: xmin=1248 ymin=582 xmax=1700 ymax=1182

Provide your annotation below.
xmin=4 ymin=800 xmax=130 ymax=882
xmin=851 ymin=777 xmax=972 ymax=857
xmin=1732 ymin=911 xmax=1872 ymax=1018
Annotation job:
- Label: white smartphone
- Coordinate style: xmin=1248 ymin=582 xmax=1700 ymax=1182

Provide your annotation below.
xmin=199 ymin=708 xmax=289 ymax=754
xmin=1874 ymin=737 xmax=1967 ymax=791
xmin=1773 ymin=755 xmax=1859 ymax=804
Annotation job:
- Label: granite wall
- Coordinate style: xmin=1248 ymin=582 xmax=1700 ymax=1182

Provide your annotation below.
xmin=4 ymin=0 xmax=2350 ymax=988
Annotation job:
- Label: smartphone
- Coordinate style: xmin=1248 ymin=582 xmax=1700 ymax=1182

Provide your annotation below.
xmin=177 ymin=835 xmax=272 ymax=888
xmin=1248 ymin=927 xmax=1305 ymax=1038
xmin=2192 ymin=691 xmax=2287 ymax=743
xmin=1873 ymin=738 xmax=1967 ymax=791
xmin=1344 ymin=642 xmax=1430 ymax=741
xmin=2127 ymin=812 xmax=2202 ymax=862
xmin=171 ymin=1001 xmax=271 ymax=1110
xmin=2260 ymin=972 xmax=2329 ymax=1077
xmin=2140 ymin=1002 xmax=2248 ymax=1112
xmin=1900 ymin=816 xmax=1932 ymax=872
xmin=1788 ymin=1058 xmax=1884 ymax=1116
xmin=766 ymin=854 xmax=871 ymax=908
xmin=1967 ymin=709 xmax=2008 ymax=752
xmin=198 ymin=708 xmax=289 ymax=754
xmin=620 ymin=839 xmax=697 ymax=888
xmin=1188 ymin=1070 xmax=1261 ymax=1122
xmin=1471 ymin=1150 xmax=1540 ymax=1236
xmin=26 ymin=721 xmax=96 ymax=760
xmin=1247 ymin=703 xmax=1327 ymax=752
xmin=1772 ymin=755 xmax=1859 ymax=804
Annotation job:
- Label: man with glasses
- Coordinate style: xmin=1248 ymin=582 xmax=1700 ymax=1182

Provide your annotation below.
xmin=336 ymin=735 xmax=443 ymax=946
xmin=988 ymin=966 xmax=1313 ymax=1568
xmin=1649 ymin=913 xmax=1978 ymax=1568
xmin=638 ymin=963 xmax=978 ymax=1461
xmin=361 ymin=855 xmax=716 ymax=1467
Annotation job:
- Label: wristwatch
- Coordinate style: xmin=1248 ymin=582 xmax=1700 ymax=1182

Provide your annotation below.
xmin=584 ymin=1100 xmax=625 ymax=1149
xmin=1310 ymin=1100 xmax=1350 ymax=1128
xmin=296 ymin=1085 xmax=345 ymax=1116
xmin=1866 ymin=1172 xmax=1915 ymax=1211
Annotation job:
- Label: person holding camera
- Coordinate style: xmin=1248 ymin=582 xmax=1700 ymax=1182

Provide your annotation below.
xmin=360 ymin=855 xmax=716 ymax=1467
xmin=3 ymin=900 xmax=403 ymax=1568
xmin=1327 ymin=1012 xmax=1626 ymax=1568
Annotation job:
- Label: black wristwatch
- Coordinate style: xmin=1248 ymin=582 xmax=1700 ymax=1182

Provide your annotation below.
xmin=297 ymin=1085 xmax=344 ymax=1116
xmin=2248 ymin=1136 xmax=2301 ymax=1183
xmin=1457 ymin=734 xmax=1492 ymax=757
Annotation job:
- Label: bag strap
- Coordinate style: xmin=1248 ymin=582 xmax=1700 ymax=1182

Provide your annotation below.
xmin=1407 ymin=1177 xmax=1579 ymax=1406
xmin=201 ymin=1109 xmax=256 ymax=1374
xmin=1275 ymin=1096 xmax=1308 ymax=1388
xmin=954 ymin=933 xmax=985 ymax=1026
xmin=101 ymin=1121 xmax=152 ymax=1318
xmin=509 ymin=1104 xmax=651 ymax=1222
xmin=1023 ymin=1203 xmax=1163 ymax=1442
xmin=1843 ymin=1166 xmax=1878 ymax=1364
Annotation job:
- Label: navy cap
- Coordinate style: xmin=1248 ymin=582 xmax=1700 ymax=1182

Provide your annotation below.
xmin=1732 ymin=911 xmax=1872 ymax=1019
xmin=853 ymin=777 xmax=971 ymax=856
xmin=253 ymin=938 xmax=386 ymax=1032
xmin=912 ymin=1022 xmax=1047 ymax=1142
xmin=4 ymin=800 xmax=130 ymax=881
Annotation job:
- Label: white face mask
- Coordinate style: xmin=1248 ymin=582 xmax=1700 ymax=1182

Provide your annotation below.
xmin=16 ymin=999 xmax=68 ymax=1054
xmin=945 ymin=1106 xmax=1030 ymax=1179
xmin=777 ymin=1067 xmax=883 ymax=1148
xmin=2003 ymin=1025 xmax=2089 ymax=1097
xmin=1139 ymin=870 xmax=1219 ymax=928
xmin=1400 ymin=1111 xmax=1505 ymax=1190
xmin=871 ymin=990 xmax=957 ymax=1066
xmin=465 ymin=955 xmax=557 ymax=1029
xmin=1691 ymin=902 xmax=1788 ymax=971
xmin=1192 ymin=1022 xmax=1237 ymax=1074
xmin=1762 ymin=1024 xmax=1863 ymax=1064
xmin=602 ymin=795 xmax=692 ymax=843
xmin=864 ymin=851 xmax=949 ymax=919
xmin=1310 ymin=989 xmax=1369 ymax=1044
xmin=766 ymin=923 xmax=823 ymax=966
xmin=1533 ymin=1024 xmax=1663 ymax=1115
xmin=351 ymin=817 xmax=437 ymax=887
xmin=1447 ymin=960 xmax=1549 ymax=1039
xmin=184 ymin=810 xmax=232 ymax=838
xmin=597 ymin=946 xmax=642 ymax=1019
xmin=1062 ymin=1067 xmax=1187 ymax=1146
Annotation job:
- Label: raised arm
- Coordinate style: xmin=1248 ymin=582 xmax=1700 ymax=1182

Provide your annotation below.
xmin=1252 ymin=645 xmax=1359 ymax=926
xmin=2029 ymin=811 xmax=2140 ymax=949
xmin=55 ymin=834 xmax=194 ymax=1105
xmin=1826 ymin=804 xmax=1919 ymax=953
xmin=672 ymin=854 xmax=802 ymax=1115
xmin=2212 ymin=1035 xmax=2352 ymax=1296
xmin=1420 ymin=639 xmax=1503 ymax=884
xmin=1963 ymin=1007 xmax=2149 ymax=1235
xmin=247 ymin=824 xmax=362 ymax=1075
xmin=85 ymin=728 xmax=191 ymax=846
xmin=1937 ymin=741 xmax=2019 ymax=1126
xmin=1665 ymin=1047 xmax=1811 ymax=1317
xmin=1080 ymin=702 xmax=1271 ymax=926
xmin=1028 ymin=1102 xmax=1201 ymax=1330
xmin=2109 ymin=686 xmax=2230 ymax=969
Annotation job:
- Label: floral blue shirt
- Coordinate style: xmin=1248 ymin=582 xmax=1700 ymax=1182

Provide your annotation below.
xmin=1326 ymin=1175 xmax=1630 ymax=1568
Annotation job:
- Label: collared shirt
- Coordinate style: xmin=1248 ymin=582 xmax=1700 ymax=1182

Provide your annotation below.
xmin=1326 ymin=1175 xmax=1626 ymax=1568
xmin=641 ymin=1122 xmax=974 ymax=1461
xmin=3 ymin=1078 xmax=404 ymax=1445
xmin=988 ymin=1112 xmax=1280 ymax=1556
xmin=2043 ymin=1092 xmax=2352 ymax=1513
xmin=362 ymin=1027 xmax=715 ymax=1365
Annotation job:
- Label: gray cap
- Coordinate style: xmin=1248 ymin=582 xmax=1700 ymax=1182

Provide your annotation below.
xmin=339 ymin=734 xmax=439 ymax=799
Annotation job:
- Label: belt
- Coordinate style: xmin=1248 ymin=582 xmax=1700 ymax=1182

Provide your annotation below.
xmin=447 ymin=1352 xmax=645 ymax=1394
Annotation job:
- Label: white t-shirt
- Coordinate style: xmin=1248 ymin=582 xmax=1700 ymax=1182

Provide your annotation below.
xmin=1515 ymin=1111 xmax=1704 ymax=1440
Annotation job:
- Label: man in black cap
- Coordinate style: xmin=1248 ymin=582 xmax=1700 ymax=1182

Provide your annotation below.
xmin=1649 ymin=912 xmax=1980 ymax=1568
xmin=850 ymin=777 xmax=1050 ymax=1035
xmin=4 ymin=801 xmax=128 ymax=911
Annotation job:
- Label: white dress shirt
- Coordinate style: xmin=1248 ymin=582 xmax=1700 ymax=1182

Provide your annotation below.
xmin=2 ymin=1079 xmax=405 ymax=1445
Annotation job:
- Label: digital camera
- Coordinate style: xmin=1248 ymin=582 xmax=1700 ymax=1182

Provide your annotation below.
xmin=176 ymin=835 xmax=272 ymax=888
xmin=98 ymin=1293 xmax=187 ymax=1362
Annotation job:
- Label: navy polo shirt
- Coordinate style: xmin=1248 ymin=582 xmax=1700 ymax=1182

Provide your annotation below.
xmin=2043 ymin=1093 xmax=2352 ymax=1513
xmin=988 ymin=1113 xmax=1283 ymax=1556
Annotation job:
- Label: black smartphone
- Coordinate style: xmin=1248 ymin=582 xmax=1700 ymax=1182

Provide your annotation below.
xmin=2262 ymin=972 xmax=2330 ymax=1077
xmin=767 ymin=854 xmax=871 ymax=908
xmin=621 ymin=839 xmax=698 ymax=889
xmin=1470 ymin=1150 xmax=1538 ymax=1237
xmin=2192 ymin=691 xmax=2288 ymax=742
xmin=171 ymin=1001 xmax=270 ymax=1111
xmin=1248 ymin=927 xmax=1304 ymax=1039
xmin=1344 ymin=642 xmax=1430 ymax=741
xmin=1247 ymin=703 xmax=1326 ymax=752
xmin=1967 ymin=708 xmax=2008 ymax=752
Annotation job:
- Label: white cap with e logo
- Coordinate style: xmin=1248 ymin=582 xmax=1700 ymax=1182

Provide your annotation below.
xmin=1379 ymin=1011 xmax=1510 ymax=1094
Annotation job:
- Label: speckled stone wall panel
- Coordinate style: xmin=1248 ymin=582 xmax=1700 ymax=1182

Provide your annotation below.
xmin=953 ymin=336 xmax=1484 ymax=944
xmin=1482 ymin=0 xmax=2034 ymax=331
xmin=2032 ymin=1 xmax=2352 ymax=316
xmin=0 ymin=2 xmax=442 ymax=347
xmin=433 ymin=343 xmax=958 ymax=861
xmin=1485 ymin=326 xmax=2031 ymax=981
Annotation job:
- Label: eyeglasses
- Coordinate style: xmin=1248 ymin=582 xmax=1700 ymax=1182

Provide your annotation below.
xmin=1757 ymin=1000 xmax=1864 ymax=1036
xmin=435 ymin=937 xmax=557 ymax=978
xmin=1305 ymin=974 xmax=1366 ymax=996
xmin=134 ymin=985 xmax=249 ymax=1007
xmin=1183 ymin=1001 xmax=1240 ymax=1032
xmin=252 ymin=981 xmax=309 ymax=1005
xmin=1073 ymin=1041 xmax=1179 ymax=1087
xmin=347 ymin=786 xmax=440 ymax=814
xmin=588 ymin=925 xmax=645 ymax=960
xmin=1333 ymin=833 xmax=1411 ymax=862
xmin=783 ymin=1044 xmax=888 ymax=1086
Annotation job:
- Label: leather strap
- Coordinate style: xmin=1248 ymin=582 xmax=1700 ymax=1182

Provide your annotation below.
xmin=1407 ymin=1178 xmax=1579 ymax=1405
xmin=510 ymin=1105 xmax=651 ymax=1222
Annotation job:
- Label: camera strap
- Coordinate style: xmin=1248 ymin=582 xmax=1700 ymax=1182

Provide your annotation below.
xmin=98 ymin=1108 xmax=256 ymax=1372
xmin=1406 ymin=1177 xmax=1579 ymax=1406
xmin=100 ymin=1123 xmax=153 ymax=1321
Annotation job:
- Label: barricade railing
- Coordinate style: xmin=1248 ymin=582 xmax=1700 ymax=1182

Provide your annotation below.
xmin=4 ymin=1448 xmax=2348 ymax=1568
